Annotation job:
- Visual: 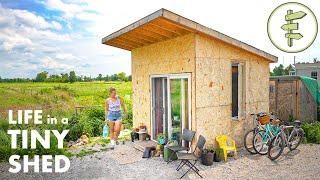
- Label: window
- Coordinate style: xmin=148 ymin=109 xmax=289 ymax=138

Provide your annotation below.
xmin=289 ymin=71 xmax=296 ymax=76
xmin=231 ymin=63 xmax=245 ymax=119
xmin=311 ymin=71 xmax=317 ymax=79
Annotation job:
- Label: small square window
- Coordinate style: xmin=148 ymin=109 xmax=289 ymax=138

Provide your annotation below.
xmin=311 ymin=71 xmax=317 ymax=79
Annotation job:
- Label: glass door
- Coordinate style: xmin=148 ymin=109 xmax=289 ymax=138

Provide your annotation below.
xmin=151 ymin=77 xmax=168 ymax=140
xmin=168 ymin=77 xmax=189 ymax=143
xmin=151 ymin=74 xmax=191 ymax=143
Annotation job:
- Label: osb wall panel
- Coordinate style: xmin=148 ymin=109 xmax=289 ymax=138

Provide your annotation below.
xmin=195 ymin=35 xmax=270 ymax=147
xmin=131 ymin=34 xmax=196 ymax=133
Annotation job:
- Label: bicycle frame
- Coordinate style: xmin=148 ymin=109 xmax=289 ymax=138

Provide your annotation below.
xmin=275 ymin=125 xmax=301 ymax=147
xmin=260 ymin=123 xmax=280 ymax=143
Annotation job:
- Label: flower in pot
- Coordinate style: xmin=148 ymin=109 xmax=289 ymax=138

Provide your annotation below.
xmin=157 ymin=133 xmax=166 ymax=145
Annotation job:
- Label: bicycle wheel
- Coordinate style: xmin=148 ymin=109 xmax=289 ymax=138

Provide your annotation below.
xmin=268 ymin=135 xmax=284 ymax=160
xmin=289 ymin=130 xmax=302 ymax=151
xmin=253 ymin=130 xmax=269 ymax=155
xmin=244 ymin=129 xmax=257 ymax=154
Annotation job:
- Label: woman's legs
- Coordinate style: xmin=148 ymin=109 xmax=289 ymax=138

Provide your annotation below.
xmin=114 ymin=121 xmax=122 ymax=141
xmin=108 ymin=121 xmax=115 ymax=141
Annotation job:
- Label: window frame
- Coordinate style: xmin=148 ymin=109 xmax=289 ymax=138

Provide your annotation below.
xmin=311 ymin=71 xmax=317 ymax=79
xmin=231 ymin=62 xmax=246 ymax=120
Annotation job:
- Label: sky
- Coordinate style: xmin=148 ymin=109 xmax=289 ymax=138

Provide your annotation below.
xmin=0 ymin=0 xmax=319 ymax=78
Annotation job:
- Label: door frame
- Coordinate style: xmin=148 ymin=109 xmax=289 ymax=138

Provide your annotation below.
xmin=150 ymin=73 xmax=192 ymax=141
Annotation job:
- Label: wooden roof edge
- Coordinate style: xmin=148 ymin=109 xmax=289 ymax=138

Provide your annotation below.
xmin=102 ymin=8 xmax=278 ymax=62
xmin=161 ymin=9 xmax=278 ymax=62
xmin=101 ymin=9 xmax=165 ymax=45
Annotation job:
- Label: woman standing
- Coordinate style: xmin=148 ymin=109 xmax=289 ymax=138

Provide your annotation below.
xmin=105 ymin=87 xmax=127 ymax=148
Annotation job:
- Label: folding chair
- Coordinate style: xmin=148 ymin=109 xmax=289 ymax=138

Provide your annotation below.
xmin=176 ymin=135 xmax=206 ymax=179
xmin=167 ymin=129 xmax=196 ymax=164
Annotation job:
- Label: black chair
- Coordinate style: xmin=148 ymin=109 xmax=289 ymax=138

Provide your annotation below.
xmin=176 ymin=135 xmax=206 ymax=179
xmin=166 ymin=129 xmax=196 ymax=163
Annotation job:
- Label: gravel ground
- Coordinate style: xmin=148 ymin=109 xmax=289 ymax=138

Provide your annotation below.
xmin=0 ymin=143 xmax=319 ymax=180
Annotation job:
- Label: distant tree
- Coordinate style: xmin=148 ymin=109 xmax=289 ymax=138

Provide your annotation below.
xmin=61 ymin=73 xmax=69 ymax=83
xmin=83 ymin=76 xmax=92 ymax=82
xmin=47 ymin=74 xmax=60 ymax=82
xmin=110 ymin=74 xmax=118 ymax=81
xmin=271 ymin=64 xmax=285 ymax=76
xmin=104 ymin=75 xmax=110 ymax=81
xmin=128 ymin=75 xmax=132 ymax=81
xmin=35 ymin=71 xmax=48 ymax=82
xmin=270 ymin=64 xmax=294 ymax=76
xmin=77 ymin=75 xmax=83 ymax=82
xmin=284 ymin=64 xmax=294 ymax=75
xmin=313 ymin=58 xmax=318 ymax=63
xmin=97 ymin=74 xmax=103 ymax=81
xmin=69 ymin=71 xmax=77 ymax=83
xmin=118 ymin=72 xmax=128 ymax=82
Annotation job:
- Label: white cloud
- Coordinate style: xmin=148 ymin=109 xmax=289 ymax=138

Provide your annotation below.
xmin=0 ymin=5 xmax=70 ymax=51
xmin=1 ymin=7 xmax=62 ymax=30
xmin=56 ymin=53 xmax=78 ymax=60
xmin=41 ymin=56 xmax=74 ymax=70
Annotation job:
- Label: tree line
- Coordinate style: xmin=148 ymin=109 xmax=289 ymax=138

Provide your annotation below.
xmin=0 ymin=64 xmax=294 ymax=83
xmin=270 ymin=64 xmax=294 ymax=76
xmin=0 ymin=71 xmax=132 ymax=83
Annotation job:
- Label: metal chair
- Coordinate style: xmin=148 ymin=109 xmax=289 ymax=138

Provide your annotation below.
xmin=166 ymin=129 xmax=196 ymax=163
xmin=176 ymin=135 xmax=206 ymax=179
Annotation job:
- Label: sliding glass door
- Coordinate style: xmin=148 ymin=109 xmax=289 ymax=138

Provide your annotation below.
xmin=151 ymin=74 xmax=191 ymax=143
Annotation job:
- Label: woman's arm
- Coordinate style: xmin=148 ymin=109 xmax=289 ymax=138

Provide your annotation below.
xmin=120 ymin=97 xmax=127 ymax=115
xmin=105 ymin=99 xmax=109 ymax=121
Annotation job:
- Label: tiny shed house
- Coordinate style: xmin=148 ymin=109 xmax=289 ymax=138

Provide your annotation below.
xmin=102 ymin=9 xmax=277 ymax=146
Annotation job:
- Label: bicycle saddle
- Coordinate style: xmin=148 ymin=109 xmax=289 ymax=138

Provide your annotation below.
xmin=294 ymin=120 xmax=301 ymax=126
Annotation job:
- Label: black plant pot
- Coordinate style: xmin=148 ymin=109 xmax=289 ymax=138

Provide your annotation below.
xmin=214 ymin=151 xmax=223 ymax=162
xmin=201 ymin=152 xmax=214 ymax=166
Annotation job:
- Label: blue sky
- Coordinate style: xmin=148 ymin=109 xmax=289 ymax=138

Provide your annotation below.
xmin=0 ymin=0 xmax=319 ymax=78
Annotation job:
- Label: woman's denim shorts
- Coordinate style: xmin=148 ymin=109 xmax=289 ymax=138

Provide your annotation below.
xmin=107 ymin=111 xmax=122 ymax=122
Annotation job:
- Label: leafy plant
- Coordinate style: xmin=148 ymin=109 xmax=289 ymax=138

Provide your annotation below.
xmin=213 ymin=147 xmax=224 ymax=162
xmin=78 ymin=107 xmax=105 ymax=137
xmin=302 ymin=122 xmax=320 ymax=144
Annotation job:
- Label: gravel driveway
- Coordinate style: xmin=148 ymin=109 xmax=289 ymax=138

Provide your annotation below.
xmin=0 ymin=143 xmax=319 ymax=180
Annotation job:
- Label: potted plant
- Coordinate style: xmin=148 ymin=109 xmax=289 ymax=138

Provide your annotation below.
xmin=157 ymin=133 xmax=166 ymax=145
xmin=213 ymin=148 xmax=224 ymax=162
xmin=201 ymin=147 xmax=214 ymax=166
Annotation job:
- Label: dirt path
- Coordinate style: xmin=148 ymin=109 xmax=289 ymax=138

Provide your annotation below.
xmin=0 ymin=143 xmax=319 ymax=180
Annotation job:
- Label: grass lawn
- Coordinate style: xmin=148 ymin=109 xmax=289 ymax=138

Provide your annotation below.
xmin=0 ymin=81 xmax=132 ymax=117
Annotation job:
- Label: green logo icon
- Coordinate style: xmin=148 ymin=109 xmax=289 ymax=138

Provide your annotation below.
xmin=281 ymin=10 xmax=306 ymax=47
xmin=268 ymin=2 xmax=318 ymax=53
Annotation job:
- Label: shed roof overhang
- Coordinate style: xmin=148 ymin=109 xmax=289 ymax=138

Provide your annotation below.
xmin=102 ymin=9 xmax=278 ymax=62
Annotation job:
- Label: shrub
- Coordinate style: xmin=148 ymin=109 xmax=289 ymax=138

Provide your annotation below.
xmin=302 ymin=122 xmax=320 ymax=144
xmin=78 ymin=107 xmax=105 ymax=137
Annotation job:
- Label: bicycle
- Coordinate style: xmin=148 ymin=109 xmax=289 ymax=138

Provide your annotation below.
xmin=252 ymin=118 xmax=281 ymax=155
xmin=244 ymin=112 xmax=266 ymax=154
xmin=267 ymin=120 xmax=304 ymax=160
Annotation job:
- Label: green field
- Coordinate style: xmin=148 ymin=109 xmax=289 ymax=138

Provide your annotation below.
xmin=0 ymin=81 xmax=132 ymax=117
xmin=0 ymin=81 xmax=132 ymax=161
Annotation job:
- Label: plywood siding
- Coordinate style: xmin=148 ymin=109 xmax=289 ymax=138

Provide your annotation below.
xmin=131 ymin=34 xmax=196 ymax=133
xmin=195 ymin=35 xmax=270 ymax=146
